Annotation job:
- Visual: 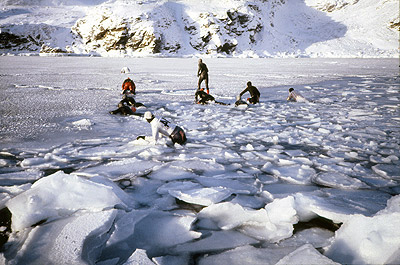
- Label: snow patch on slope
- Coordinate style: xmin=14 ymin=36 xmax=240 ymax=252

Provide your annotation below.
xmin=0 ymin=0 xmax=398 ymax=57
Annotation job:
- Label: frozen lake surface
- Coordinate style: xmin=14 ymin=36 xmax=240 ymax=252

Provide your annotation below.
xmin=0 ymin=57 xmax=399 ymax=264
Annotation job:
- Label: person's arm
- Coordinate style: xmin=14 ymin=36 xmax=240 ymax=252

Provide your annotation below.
xmin=151 ymin=121 xmax=160 ymax=142
xmin=287 ymin=92 xmax=295 ymax=101
xmin=197 ymin=65 xmax=201 ymax=76
xmin=239 ymin=88 xmax=248 ymax=97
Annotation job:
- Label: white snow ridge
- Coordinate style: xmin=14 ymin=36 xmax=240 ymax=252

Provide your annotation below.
xmin=0 ymin=0 xmax=399 ymax=57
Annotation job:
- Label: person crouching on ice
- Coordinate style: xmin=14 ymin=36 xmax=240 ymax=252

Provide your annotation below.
xmin=287 ymin=87 xmax=307 ymax=102
xmin=239 ymin=81 xmax=260 ymax=104
xmin=122 ymin=77 xmax=136 ymax=95
xmin=139 ymin=111 xmax=187 ymax=145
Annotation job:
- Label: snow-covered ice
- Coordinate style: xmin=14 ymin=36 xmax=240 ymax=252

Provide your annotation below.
xmin=0 ymin=57 xmax=399 ymax=264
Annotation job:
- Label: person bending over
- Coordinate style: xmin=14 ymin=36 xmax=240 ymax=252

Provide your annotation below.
xmin=110 ymin=94 xmax=144 ymax=116
xmin=195 ymin=89 xmax=228 ymax=105
xmin=239 ymin=81 xmax=260 ymax=104
xmin=138 ymin=111 xmax=187 ymax=145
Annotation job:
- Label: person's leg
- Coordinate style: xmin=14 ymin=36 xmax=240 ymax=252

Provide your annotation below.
xmin=205 ymin=74 xmax=209 ymax=93
xmin=170 ymin=126 xmax=186 ymax=144
xmin=198 ymin=76 xmax=204 ymax=90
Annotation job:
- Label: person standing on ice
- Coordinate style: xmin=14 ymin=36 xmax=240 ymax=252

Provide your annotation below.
xmin=197 ymin=59 xmax=209 ymax=94
xmin=122 ymin=77 xmax=136 ymax=95
xmin=239 ymin=81 xmax=260 ymax=104
xmin=286 ymin=87 xmax=307 ymax=102
xmin=139 ymin=111 xmax=187 ymax=145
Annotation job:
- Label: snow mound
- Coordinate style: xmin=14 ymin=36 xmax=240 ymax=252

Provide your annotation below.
xmin=324 ymin=195 xmax=400 ymax=265
xmin=5 ymin=171 xmax=130 ymax=231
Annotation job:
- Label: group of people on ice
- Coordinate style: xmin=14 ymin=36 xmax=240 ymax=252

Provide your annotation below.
xmin=110 ymin=59 xmax=306 ymax=145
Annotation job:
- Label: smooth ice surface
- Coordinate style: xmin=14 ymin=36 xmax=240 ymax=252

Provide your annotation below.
xmin=0 ymin=57 xmax=399 ymax=264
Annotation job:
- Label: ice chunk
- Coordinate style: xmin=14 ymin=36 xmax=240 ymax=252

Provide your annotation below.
xmin=284 ymin=150 xmax=308 ymax=157
xmin=0 ymin=170 xmax=43 ymax=186
xmin=123 ymin=249 xmax=154 ymax=265
xmin=128 ymin=211 xmax=201 ymax=257
xmin=149 ymin=165 xmax=198 ymax=181
xmin=262 ymin=163 xmax=315 ymax=184
xmin=157 ymin=181 xmax=201 ymax=195
xmin=372 ymin=164 xmax=400 ymax=179
xmin=174 ymin=230 xmax=258 ymax=254
xmin=276 ymin=244 xmax=340 ymax=265
xmin=198 ymin=197 xmax=298 ymax=242
xmin=196 ymin=176 xmax=258 ymax=195
xmin=294 ymin=190 xmax=392 ymax=224
xmin=312 ymin=172 xmax=369 ymax=189
xmin=152 ymin=254 xmax=190 ymax=265
xmin=325 ymin=196 xmax=400 ymax=265
xmin=168 ymin=160 xmax=226 ymax=176
xmin=198 ymin=245 xmax=297 ymax=265
xmin=278 ymin=227 xmax=334 ymax=249
xmin=6 ymin=171 xmax=128 ymax=231
xmin=169 ymin=186 xmax=232 ymax=206
xmin=6 ymin=209 xmax=117 ymax=265
xmin=72 ymin=118 xmax=93 ymax=130
xmin=79 ymin=157 xmax=159 ymax=180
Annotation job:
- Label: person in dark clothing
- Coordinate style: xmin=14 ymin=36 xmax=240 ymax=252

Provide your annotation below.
xmin=239 ymin=81 xmax=260 ymax=104
xmin=109 ymin=94 xmax=144 ymax=116
xmin=195 ymin=89 xmax=228 ymax=105
xmin=122 ymin=77 xmax=136 ymax=94
xmin=197 ymin=59 xmax=209 ymax=94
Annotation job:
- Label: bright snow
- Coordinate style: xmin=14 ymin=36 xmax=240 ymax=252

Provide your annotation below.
xmin=0 ymin=0 xmax=398 ymax=58
xmin=0 ymin=57 xmax=399 ymax=264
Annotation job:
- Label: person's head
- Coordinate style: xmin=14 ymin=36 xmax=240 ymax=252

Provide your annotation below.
xmin=289 ymin=88 xmax=294 ymax=92
xmin=247 ymin=81 xmax=252 ymax=87
xmin=144 ymin=111 xmax=154 ymax=123
xmin=198 ymin=59 xmax=202 ymax=64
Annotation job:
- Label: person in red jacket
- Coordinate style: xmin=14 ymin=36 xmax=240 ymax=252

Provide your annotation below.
xmin=122 ymin=77 xmax=136 ymax=94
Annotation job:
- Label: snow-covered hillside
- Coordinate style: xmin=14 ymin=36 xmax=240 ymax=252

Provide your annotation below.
xmin=0 ymin=0 xmax=399 ymax=57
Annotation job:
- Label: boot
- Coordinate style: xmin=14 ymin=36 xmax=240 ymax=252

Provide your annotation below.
xmin=207 ymin=89 xmax=209 ymax=94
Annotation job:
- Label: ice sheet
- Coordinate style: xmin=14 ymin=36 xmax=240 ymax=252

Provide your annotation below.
xmin=0 ymin=57 xmax=399 ymax=264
